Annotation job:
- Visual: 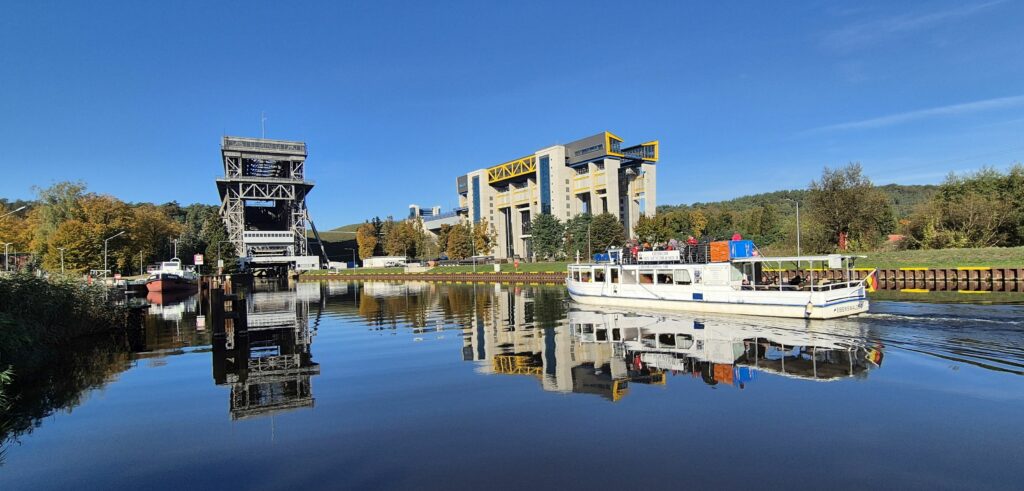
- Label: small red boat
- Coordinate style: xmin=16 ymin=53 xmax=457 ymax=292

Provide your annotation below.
xmin=145 ymin=258 xmax=198 ymax=293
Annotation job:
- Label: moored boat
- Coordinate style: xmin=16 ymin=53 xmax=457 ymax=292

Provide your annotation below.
xmin=567 ymin=244 xmax=872 ymax=320
xmin=145 ymin=258 xmax=198 ymax=293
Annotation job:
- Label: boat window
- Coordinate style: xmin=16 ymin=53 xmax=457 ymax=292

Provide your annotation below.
xmin=639 ymin=270 xmax=655 ymax=284
xmin=656 ymin=272 xmax=674 ymax=284
xmin=596 ymin=329 xmax=607 ymax=341
xmin=582 ymin=324 xmax=594 ymax=334
xmin=610 ymin=268 xmax=619 ymax=284
xmin=581 ymin=271 xmax=591 ymax=282
xmin=612 ymin=328 xmax=621 ymax=341
xmin=573 ymin=270 xmax=581 ymax=282
xmin=676 ymin=334 xmax=694 ymax=349
xmin=594 ymin=268 xmax=606 ymax=282
xmin=675 ymin=270 xmax=692 ymax=285
xmin=658 ymin=333 xmax=676 ymax=346
xmin=620 ymin=269 xmax=637 ymax=284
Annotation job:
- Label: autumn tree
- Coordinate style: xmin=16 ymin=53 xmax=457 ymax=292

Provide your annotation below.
xmin=472 ymin=218 xmax=497 ymax=255
xmin=446 ymin=223 xmax=473 ymax=260
xmin=356 ymin=222 xmax=378 ymax=259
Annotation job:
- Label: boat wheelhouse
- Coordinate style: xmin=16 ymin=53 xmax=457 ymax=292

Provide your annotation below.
xmin=566 ymin=247 xmax=870 ymax=319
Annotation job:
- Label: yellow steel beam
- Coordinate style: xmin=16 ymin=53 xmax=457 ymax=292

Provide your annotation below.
xmin=487 ymin=155 xmax=537 ymax=184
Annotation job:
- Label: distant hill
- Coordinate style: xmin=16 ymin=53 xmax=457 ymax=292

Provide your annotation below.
xmin=658 ymin=183 xmax=936 ymax=218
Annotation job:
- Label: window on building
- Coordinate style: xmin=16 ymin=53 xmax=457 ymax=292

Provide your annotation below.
xmin=594 ymin=162 xmax=604 ymax=171
xmin=575 ymin=166 xmax=589 ymax=175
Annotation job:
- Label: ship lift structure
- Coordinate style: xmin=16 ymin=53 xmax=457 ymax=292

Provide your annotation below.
xmin=217 ymin=136 xmax=329 ymax=274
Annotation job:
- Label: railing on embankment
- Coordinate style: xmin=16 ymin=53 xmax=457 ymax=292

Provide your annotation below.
xmin=304 ymin=267 xmax=1024 ymax=292
xmin=775 ymin=267 xmax=1024 ymax=293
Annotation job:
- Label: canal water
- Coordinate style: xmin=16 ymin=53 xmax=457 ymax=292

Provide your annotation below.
xmin=2 ymin=281 xmax=1024 ymax=489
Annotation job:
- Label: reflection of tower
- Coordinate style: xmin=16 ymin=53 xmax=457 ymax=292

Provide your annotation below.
xmin=211 ymin=281 xmax=321 ymax=420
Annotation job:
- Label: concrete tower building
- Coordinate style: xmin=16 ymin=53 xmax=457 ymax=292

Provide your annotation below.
xmin=456 ymin=131 xmax=659 ymax=259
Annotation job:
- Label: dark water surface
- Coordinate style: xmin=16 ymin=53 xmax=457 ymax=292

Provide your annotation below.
xmin=2 ymin=280 xmax=1024 ymax=490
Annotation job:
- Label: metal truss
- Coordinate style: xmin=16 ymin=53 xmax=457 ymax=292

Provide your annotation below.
xmin=487 ymin=155 xmax=537 ymax=184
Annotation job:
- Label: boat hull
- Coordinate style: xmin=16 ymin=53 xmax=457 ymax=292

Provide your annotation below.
xmin=567 ymin=289 xmax=868 ymax=320
xmin=146 ymin=277 xmax=197 ymax=293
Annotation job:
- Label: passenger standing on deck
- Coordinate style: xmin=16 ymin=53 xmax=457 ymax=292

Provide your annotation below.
xmin=732 ymin=232 xmax=742 ymax=241
xmin=686 ymin=236 xmax=698 ymax=262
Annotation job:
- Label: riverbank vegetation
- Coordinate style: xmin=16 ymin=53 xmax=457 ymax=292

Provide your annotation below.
xmin=0 ymin=273 xmax=137 ymax=449
xmin=0 ymin=181 xmax=236 ymax=276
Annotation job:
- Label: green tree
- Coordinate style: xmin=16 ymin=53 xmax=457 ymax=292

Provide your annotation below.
xmin=30 ymin=181 xmax=86 ymax=254
xmin=563 ymin=214 xmax=592 ymax=258
xmin=633 ymin=214 xmax=672 ymax=243
xmin=529 ymin=214 xmax=564 ymax=260
xmin=806 ymin=163 xmax=893 ymax=251
xmin=590 ymin=213 xmax=625 ymax=252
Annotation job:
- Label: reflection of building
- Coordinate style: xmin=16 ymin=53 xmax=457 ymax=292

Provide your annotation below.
xmin=456 ymin=131 xmax=659 ymax=259
xmin=460 ymin=286 xmax=883 ymax=402
xmin=212 ymin=280 xmax=321 ymax=420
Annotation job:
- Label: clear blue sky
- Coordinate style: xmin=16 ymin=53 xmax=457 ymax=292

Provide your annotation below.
xmin=2 ymin=1 xmax=1022 ymax=228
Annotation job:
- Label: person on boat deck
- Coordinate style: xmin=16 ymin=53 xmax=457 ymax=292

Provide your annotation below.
xmin=788 ymin=274 xmax=803 ymax=286
xmin=731 ymin=232 xmax=742 ymax=241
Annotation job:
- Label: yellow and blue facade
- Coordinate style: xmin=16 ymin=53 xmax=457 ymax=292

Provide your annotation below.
xmin=457 ymin=131 xmax=659 ymax=259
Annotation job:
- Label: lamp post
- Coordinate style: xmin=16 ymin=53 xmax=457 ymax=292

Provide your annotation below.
xmin=1 ymin=206 xmax=26 ymax=219
xmin=58 ymin=247 xmax=66 ymax=274
xmin=343 ymin=248 xmax=357 ymax=267
xmin=104 ymin=231 xmax=125 ymax=277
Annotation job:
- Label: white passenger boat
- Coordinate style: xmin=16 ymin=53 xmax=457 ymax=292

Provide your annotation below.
xmin=567 ymin=247 xmax=871 ymax=319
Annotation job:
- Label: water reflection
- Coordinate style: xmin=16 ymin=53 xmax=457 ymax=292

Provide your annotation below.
xmin=447 ymin=284 xmax=884 ymax=401
xmin=211 ymin=280 xmax=322 ymax=420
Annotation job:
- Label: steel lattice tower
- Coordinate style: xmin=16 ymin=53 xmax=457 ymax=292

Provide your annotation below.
xmin=217 ymin=136 xmax=314 ymax=270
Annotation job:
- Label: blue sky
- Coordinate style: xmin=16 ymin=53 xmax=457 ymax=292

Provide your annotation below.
xmin=1 ymin=0 xmax=1022 ymax=228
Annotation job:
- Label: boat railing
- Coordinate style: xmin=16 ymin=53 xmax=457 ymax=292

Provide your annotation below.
xmin=743 ymin=279 xmax=863 ymax=292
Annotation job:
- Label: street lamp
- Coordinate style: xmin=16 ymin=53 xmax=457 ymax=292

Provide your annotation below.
xmin=3 ymin=242 xmax=11 ymax=272
xmin=343 ymin=247 xmax=357 ymax=267
xmin=1 ymin=206 xmax=26 ymax=219
xmin=58 ymin=247 xmax=66 ymax=274
xmin=217 ymin=240 xmax=234 ymax=269
xmin=104 ymin=231 xmax=125 ymax=277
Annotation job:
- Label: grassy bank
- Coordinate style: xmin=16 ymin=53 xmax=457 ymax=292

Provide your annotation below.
xmin=856 ymin=247 xmax=1024 ymax=269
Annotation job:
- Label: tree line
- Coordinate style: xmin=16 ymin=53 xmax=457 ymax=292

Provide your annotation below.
xmin=0 ymin=181 xmax=236 ymax=275
xmin=349 ymin=161 xmax=1022 ymax=263
xmin=355 ymin=216 xmax=498 ymax=261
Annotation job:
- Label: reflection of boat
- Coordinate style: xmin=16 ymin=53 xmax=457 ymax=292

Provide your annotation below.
xmin=146 ymin=289 xmax=195 ymax=306
xmin=145 ymin=258 xmax=198 ymax=292
xmin=567 ymin=249 xmax=869 ymax=319
xmin=568 ymin=305 xmax=883 ymax=386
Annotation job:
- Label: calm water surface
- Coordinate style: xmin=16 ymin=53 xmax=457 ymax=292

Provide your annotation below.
xmin=2 ymin=280 xmax=1024 ymax=490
